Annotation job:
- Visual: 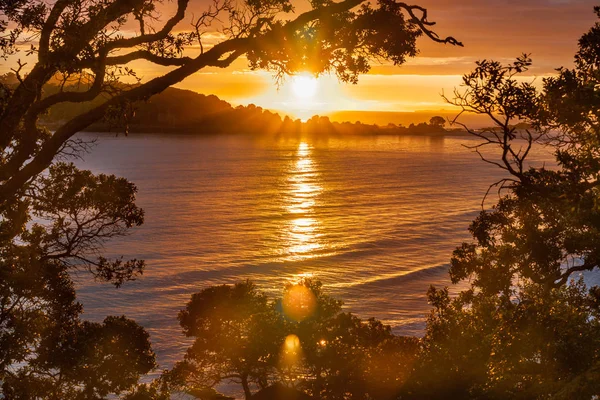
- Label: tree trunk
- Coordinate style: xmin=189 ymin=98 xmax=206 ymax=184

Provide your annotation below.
xmin=242 ymin=375 xmax=252 ymax=399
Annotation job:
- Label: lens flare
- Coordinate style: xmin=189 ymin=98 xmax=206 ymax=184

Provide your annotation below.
xmin=280 ymin=334 xmax=302 ymax=368
xmin=285 ymin=334 xmax=301 ymax=351
xmin=282 ymin=284 xmax=317 ymax=321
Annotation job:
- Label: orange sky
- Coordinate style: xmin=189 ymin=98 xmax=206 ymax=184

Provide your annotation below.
xmin=2 ymin=0 xmax=598 ymax=116
xmin=139 ymin=0 xmax=600 ymax=115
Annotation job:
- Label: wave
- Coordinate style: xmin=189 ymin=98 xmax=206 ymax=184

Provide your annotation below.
xmin=328 ymin=263 xmax=449 ymax=290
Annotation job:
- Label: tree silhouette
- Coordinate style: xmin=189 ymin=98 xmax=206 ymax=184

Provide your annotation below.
xmin=428 ymin=116 xmax=445 ymax=128
xmin=0 ymin=163 xmax=154 ymax=398
xmin=169 ymin=279 xmax=418 ymax=399
xmin=410 ymin=8 xmax=600 ymax=399
xmin=2 ymin=314 xmax=156 ymax=399
xmin=169 ymin=281 xmax=285 ymax=399
xmin=295 ymin=312 xmax=418 ymax=400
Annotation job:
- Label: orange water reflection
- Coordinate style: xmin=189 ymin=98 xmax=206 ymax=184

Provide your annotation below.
xmin=285 ymin=142 xmax=323 ymax=260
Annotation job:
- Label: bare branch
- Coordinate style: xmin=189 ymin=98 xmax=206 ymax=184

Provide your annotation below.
xmin=398 ymin=2 xmax=463 ymax=47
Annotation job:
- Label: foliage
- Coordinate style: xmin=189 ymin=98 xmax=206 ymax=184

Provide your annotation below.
xmin=0 ymin=161 xmax=153 ymax=398
xmin=444 ymin=9 xmax=600 ymax=294
xmin=296 ymin=312 xmax=418 ymax=400
xmin=2 ymin=316 xmax=156 ymax=399
xmin=411 ymin=280 xmax=600 ymax=400
xmin=428 ymin=116 xmax=445 ymax=128
xmin=169 ymin=281 xmax=285 ymax=399
xmin=121 ymin=380 xmax=172 ymax=400
xmin=168 ymin=279 xmax=418 ymax=399
xmin=409 ymin=7 xmax=600 ymax=399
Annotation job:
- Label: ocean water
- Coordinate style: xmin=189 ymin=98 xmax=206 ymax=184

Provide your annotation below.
xmin=73 ymin=132 xmax=554 ymax=370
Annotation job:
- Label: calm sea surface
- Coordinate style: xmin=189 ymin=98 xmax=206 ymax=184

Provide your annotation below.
xmin=73 ymin=132 xmax=554 ymax=369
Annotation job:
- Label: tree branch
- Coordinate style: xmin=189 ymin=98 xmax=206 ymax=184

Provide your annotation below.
xmin=104 ymin=0 xmax=190 ymax=52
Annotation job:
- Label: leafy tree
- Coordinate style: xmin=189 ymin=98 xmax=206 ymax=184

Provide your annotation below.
xmin=3 ymin=316 xmax=156 ymax=400
xmin=281 ymin=280 xmax=418 ymax=400
xmin=0 ymin=0 xmax=460 ymax=397
xmin=121 ymin=380 xmax=172 ymax=400
xmin=169 ymin=281 xmax=285 ymax=399
xmin=428 ymin=115 xmax=445 ymax=128
xmin=410 ymin=7 xmax=600 ymax=399
xmin=296 ymin=312 xmax=418 ymax=400
xmin=412 ymin=280 xmax=600 ymax=400
xmin=170 ymin=279 xmax=418 ymax=400
xmin=0 ymin=162 xmax=154 ymax=399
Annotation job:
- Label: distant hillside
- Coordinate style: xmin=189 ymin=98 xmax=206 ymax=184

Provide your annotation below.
xmin=47 ymin=87 xmax=233 ymax=128
xmin=45 ymin=87 xmax=459 ymax=136
xmin=43 ymin=86 xmax=253 ymax=133
xmin=0 ymin=73 xmax=466 ymax=136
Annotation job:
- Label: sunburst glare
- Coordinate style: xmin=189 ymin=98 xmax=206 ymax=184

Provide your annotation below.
xmin=291 ymin=73 xmax=318 ymax=99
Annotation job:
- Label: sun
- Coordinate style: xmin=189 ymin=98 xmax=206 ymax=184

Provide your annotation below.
xmin=291 ymin=73 xmax=318 ymax=99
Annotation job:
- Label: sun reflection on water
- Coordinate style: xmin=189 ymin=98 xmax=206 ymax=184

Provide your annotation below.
xmin=285 ymin=142 xmax=323 ymax=260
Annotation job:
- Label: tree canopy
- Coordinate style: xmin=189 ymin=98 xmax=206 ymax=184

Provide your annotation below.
xmin=410 ymin=7 xmax=600 ymax=399
xmin=167 ymin=279 xmax=418 ymax=400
